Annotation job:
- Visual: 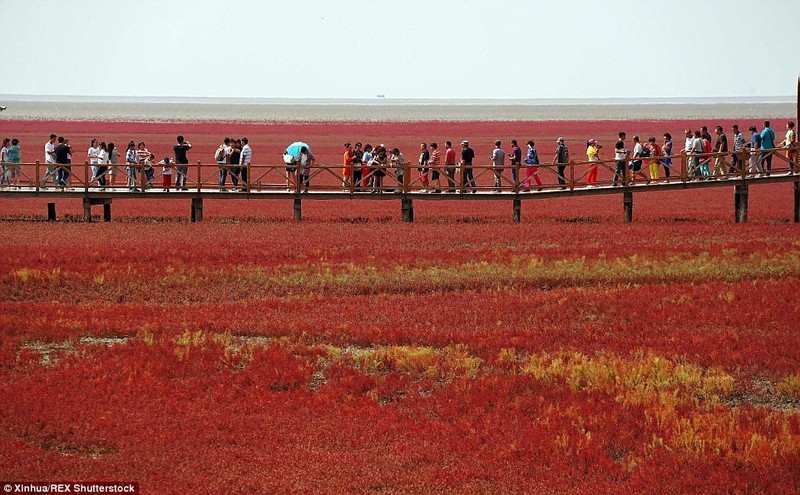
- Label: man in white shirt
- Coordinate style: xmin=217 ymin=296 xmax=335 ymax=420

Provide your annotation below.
xmin=87 ymin=139 xmax=100 ymax=184
xmin=42 ymin=134 xmax=57 ymax=187
xmin=239 ymin=137 xmax=251 ymax=191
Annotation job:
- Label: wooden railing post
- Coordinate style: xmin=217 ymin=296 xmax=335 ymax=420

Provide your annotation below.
xmin=197 ymin=161 xmax=202 ymax=193
xmin=741 ymin=149 xmax=748 ymax=179
xmin=459 ymin=163 xmax=465 ymax=194
xmin=569 ymin=160 xmax=575 ymax=191
xmin=681 ymin=151 xmax=687 ymax=183
xmin=625 ymin=156 xmax=631 ymax=186
xmin=403 ymin=161 xmax=410 ymax=194
xmin=514 ymin=162 xmax=520 ymax=194
xmin=35 ymin=160 xmax=40 ymax=193
xmin=246 ymin=162 xmax=251 ymax=193
xmin=84 ymin=160 xmax=90 ymax=192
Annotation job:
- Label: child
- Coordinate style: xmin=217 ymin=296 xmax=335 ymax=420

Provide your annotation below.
xmin=161 ymin=156 xmax=173 ymax=191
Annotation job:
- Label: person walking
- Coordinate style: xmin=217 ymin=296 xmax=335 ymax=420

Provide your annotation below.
xmin=507 ymin=139 xmax=522 ymax=186
xmin=524 ymin=140 xmax=542 ymax=191
xmin=747 ymin=125 xmax=764 ymax=176
xmin=613 ymin=132 xmax=629 ymax=186
xmin=661 ymin=133 xmax=673 ymax=180
xmin=55 ymin=136 xmax=72 ymax=189
xmin=87 ymin=139 xmax=100 ymax=185
xmin=342 ymin=143 xmax=355 ymax=190
xmin=552 ymin=137 xmax=569 ymax=189
xmin=42 ymin=134 xmax=58 ymax=187
xmin=760 ymin=120 xmax=776 ymax=175
xmin=630 ymin=135 xmax=647 ymax=183
xmin=96 ymin=141 xmax=109 ymax=187
xmin=107 ymin=142 xmax=119 ymax=187
xmin=729 ymin=125 xmax=744 ymax=174
xmin=712 ymin=125 xmax=728 ymax=179
xmin=491 ymin=140 xmax=505 ymax=191
xmin=173 ymin=135 xmax=192 ymax=190
xmin=460 ymin=140 xmax=476 ymax=193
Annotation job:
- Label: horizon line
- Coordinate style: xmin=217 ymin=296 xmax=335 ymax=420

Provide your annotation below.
xmin=0 ymin=94 xmax=795 ymax=106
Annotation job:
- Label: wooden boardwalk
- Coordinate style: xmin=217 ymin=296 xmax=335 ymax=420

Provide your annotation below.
xmin=1 ymin=149 xmax=798 ymax=223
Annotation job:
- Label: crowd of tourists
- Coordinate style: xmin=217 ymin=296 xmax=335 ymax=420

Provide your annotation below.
xmin=0 ymin=121 xmax=796 ymax=192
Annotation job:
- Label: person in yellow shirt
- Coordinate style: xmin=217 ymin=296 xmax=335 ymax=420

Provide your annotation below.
xmin=585 ymin=139 xmax=600 ymax=186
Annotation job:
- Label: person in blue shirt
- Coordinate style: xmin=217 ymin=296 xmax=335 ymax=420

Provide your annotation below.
xmin=760 ymin=120 xmax=776 ymax=175
xmin=748 ymin=125 xmax=764 ymax=176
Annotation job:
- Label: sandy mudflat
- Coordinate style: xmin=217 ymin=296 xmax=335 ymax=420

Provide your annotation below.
xmin=0 ymin=98 xmax=794 ymax=122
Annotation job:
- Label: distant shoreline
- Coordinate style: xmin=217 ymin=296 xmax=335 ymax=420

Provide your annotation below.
xmin=0 ymin=96 xmax=794 ymax=123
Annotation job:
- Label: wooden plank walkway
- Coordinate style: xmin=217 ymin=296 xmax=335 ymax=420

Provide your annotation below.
xmin=1 ymin=151 xmax=798 ymax=223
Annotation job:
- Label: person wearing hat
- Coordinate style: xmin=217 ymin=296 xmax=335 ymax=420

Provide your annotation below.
xmin=586 ymin=139 xmax=601 ymax=186
xmin=552 ymin=137 xmax=569 ymax=189
xmin=460 ymin=140 xmax=476 ymax=192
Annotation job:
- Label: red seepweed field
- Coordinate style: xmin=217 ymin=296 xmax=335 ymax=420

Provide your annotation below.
xmin=1 ymin=118 xmax=800 ymax=493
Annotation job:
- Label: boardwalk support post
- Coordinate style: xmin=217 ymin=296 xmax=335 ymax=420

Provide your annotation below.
xmin=103 ymin=202 xmax=112 ymax=222
xmin=401 ymin=196 xmax=414 ymax=222
xmin=623 ymin=191 xmax=633 ymax=222
xmin=47 ymin=202 xmax=56 ymax=221
xmin=513 ymin=198 xmax=521 ymax=223
xmin=793 ymin=179 xmax=799 ymax=223
xmin=735 ymin=183 xmax=749 ymax=223
xmin=83 ymin=197 xmax=92 ymax=222
xmin=293 ymin=195 xmax=302 ymax=221
xmin=191 ymin=197 xmax=203 ymax=223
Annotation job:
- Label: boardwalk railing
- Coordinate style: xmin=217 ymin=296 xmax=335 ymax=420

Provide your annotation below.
xmin=1 ymin=144 xmax=798 ymax=223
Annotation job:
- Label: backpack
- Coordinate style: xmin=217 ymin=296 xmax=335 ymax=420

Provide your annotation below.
xmin=639 ymin=146 xmax=651 ymax=158
xmin=215 ymin=146 xmax=226 ymax=162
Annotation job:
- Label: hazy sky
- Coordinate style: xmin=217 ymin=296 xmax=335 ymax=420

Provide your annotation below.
xmin=4 ymin=0 xmax=798 ymax=100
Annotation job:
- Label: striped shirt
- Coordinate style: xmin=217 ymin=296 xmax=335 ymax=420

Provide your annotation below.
xmin=240 ymin=144 xmax=252 ymax=165
xmin=429 ymin=149 xmax=441 ymax=166
xmin=732 ymin=131 xmax=745 ymax=152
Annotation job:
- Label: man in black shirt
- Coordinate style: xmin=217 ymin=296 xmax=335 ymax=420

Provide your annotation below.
xmin=712 ymin=126 xmax=728 ymax=179
xmin=460 ymin=140 xmax=476 ymax=193
xmin=173 ymin=135 xmax=192 ymax=190
xmin=54 ymin=136 xmax=71 ymax=188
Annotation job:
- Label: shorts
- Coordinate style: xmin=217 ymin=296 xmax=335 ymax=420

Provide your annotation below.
xmin=285 ymin=166 xmax=297 ymax=173
xmin=431 ymin=170 xmax=440 ymax=180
